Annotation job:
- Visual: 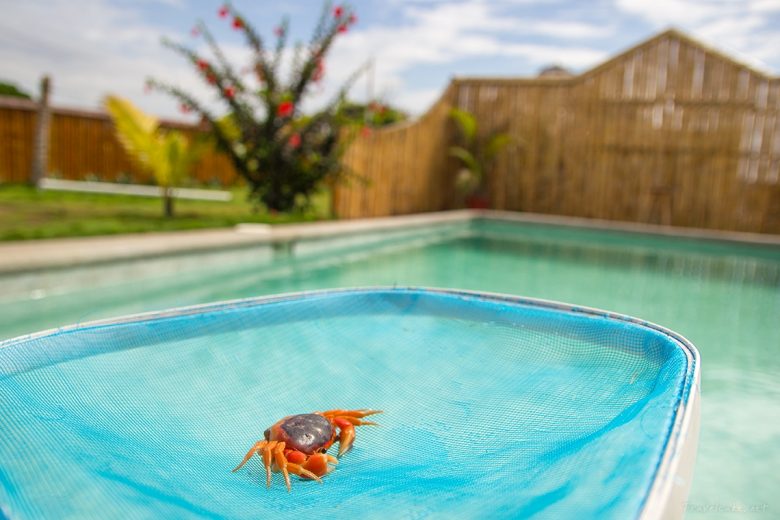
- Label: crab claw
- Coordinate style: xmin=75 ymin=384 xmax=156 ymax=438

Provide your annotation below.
xmin=334 ymin=418 xmax=356 ymax=456
xmin=303 ymin=453 xmax=335 ymax=477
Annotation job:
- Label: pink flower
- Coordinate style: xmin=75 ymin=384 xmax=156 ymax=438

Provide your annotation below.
xmin=277 ymin=100 xmax=294 ymax=118
xmin=196 ymin=59 xmax=209 ymax=71
xmin=274 ymin=26 xmax=285 ymax=38
xmin=338 ymin=23 xmax=348 ymax=34
xmin=224 ymin=86 xmax=235 ymax=99
xmin=232 ymin=17 xmax=244 ymax=30
xmin=348 ymin=13 xmax=357 ymax=26
xmin=218 ymin=5 xmax=229 ymax=18
xmin=180 ymin=103 xmax=191 ymax=114
xmin=289 ymin=133 xmax=301 ymax=149
xmin=333 ymin=5 xmax=343 ymax=18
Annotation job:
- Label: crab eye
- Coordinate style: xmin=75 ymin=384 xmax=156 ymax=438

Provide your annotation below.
xmin=263 ymin=428 xmax=270 ymax=440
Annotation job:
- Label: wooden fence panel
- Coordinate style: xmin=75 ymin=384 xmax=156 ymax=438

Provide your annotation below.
xmin=335 ymin=30 xmax=779 ymax=233
xmin=0 ymin=99 xmax=238 ymax=186
xmin=337 ymin=83 xmax=457 ymax=218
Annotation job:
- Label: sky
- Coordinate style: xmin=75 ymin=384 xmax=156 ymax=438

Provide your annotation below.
xmin=1 ymin=0 xmax=779 ymax=120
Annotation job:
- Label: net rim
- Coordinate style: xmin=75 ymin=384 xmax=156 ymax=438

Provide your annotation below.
xmin=0 ymin=287 xmax=700 ymax=519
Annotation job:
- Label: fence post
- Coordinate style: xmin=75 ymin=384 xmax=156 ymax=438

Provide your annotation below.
xmin=30 ymin=75 xmax=51 ymax=187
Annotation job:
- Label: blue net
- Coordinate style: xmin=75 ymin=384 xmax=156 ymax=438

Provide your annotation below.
xmin=0 ymin=289 xmax=695 ymax=519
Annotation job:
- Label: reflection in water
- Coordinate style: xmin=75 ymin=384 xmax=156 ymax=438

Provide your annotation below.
xmin=0 ymin=223 xmax=778 ymax=518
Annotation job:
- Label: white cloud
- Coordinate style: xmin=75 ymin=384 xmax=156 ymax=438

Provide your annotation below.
xmin=323 ymin=0 xmax=608 ymax=113
xmin=0 ymin=0 xmax=609 ymax=117
xmin=614 ymin=0 xmax=778 ymax=73
xmin=0 ymin=0 xmax=206 ymax=118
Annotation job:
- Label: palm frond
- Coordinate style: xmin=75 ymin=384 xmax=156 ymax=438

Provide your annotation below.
xmin=104 ymin=95 xmax=159 ymax=170
xmin=449 ymin=146 xmax=481 ymax=177
xmin=449 ymin=108 xmax=477 ymax=144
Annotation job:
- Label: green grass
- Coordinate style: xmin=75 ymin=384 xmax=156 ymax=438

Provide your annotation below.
xmin=0 ymin=184 xmax=331 ymax=241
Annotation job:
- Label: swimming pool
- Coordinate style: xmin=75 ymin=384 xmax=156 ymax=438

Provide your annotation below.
xmin=1 ymin=216 xmax=778 ymax=518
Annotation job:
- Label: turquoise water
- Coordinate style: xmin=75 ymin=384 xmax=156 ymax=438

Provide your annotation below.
xmin=1 ymin=218 xmax=778 ymax=518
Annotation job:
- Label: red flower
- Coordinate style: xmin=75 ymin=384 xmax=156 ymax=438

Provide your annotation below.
xmin=289 ymin=133 xmax=301 ymax=149
xmin=180 ymin=103 xmax=191 ymax=114
xmin=232 ymin=17 xmax=244 ymax=30
xmin=338 ymin=23 xmax=348 ymax=33
xmin=348 ymin=13 xmax=357 ymax=26
xmin=274 ymin=26 xmax=285 ymax=38
xmin=196 ymin=59 xmax=209 ymax=71
xmin=277 ymin=100 xmax=294 ymax=118
xmin=218 ymin=4 xmax=229 ymax=18
xmin=224 ymin=86 xmax=235 ymax=99
xmin=333 ymin=5 xmax=343 ymax=18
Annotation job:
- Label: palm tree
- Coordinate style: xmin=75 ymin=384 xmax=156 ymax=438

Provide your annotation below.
xmin=104 ymin=96 xmax=204 ymax=217
xmin=449 ymin=108 xmax=513 ymax=208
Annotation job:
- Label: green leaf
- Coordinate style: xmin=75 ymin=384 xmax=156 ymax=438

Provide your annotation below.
xmin=104 ymin=95 xmax=159 ymax=170
xmin=485 ymin=133 xmax=512 ymax=161
xmin=449 ymin=146 xmax=481 ymax=177
xmin=105 ymin=95 xmax=203 ymax=190
xmin=449 ymin=108 xmax=477 ymax=144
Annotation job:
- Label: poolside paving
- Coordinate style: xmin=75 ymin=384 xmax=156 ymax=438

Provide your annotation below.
xmin=1 ymin=209 xmax=777 ymax=275
xmin=0 ymin=211 xmax=473 ymax=274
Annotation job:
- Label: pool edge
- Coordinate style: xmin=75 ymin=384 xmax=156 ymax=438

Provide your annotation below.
xmin=1 ymin=209 xmax=777 ymax=276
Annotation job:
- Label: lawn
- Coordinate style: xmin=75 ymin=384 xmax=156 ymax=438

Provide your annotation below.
xmin=0 ymin=184 xmax=331 ymax=241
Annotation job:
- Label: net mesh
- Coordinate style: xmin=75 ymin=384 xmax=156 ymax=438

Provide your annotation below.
xmin=0 ymin=289 xmax=692 ymax=519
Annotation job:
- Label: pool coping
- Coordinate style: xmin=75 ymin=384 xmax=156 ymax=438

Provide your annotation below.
xmin=0 ymin=209 xmax=778 ymax=275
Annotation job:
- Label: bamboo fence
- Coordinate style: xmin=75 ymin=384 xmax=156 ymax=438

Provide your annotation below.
xmin=336 ymin=30 xmax=780 ymax=233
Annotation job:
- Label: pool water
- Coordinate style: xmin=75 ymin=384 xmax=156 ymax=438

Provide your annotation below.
xmin=1 ymin=218 xmax=778 ymax=518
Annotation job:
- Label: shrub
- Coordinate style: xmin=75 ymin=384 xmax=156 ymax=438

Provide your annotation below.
xmin=148 ymin=2 xmax=364 ymax=213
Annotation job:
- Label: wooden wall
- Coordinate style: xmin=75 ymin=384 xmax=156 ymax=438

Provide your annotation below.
xmin=0 ymin=97 xmax=237 ymax=186
xmin=335 ymin=83 xmax=458 ymax=218
xmin=335 ymin=30 xmax=780 ymax=233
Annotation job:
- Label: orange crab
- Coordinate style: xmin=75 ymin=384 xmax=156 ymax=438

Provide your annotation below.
xmin=232 ymin=408 xmax=382 ymax=491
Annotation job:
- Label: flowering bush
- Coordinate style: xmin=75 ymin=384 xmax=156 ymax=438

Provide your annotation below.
xmin=147 ymin=2 xmax=361 ymax=212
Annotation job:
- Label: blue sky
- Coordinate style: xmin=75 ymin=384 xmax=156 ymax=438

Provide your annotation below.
xmin=1 ymin=0 xmax=779 ymax=119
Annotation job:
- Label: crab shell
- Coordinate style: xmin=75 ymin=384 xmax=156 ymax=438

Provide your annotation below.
xmin=264 ymin=413 xmax=337 ymax=455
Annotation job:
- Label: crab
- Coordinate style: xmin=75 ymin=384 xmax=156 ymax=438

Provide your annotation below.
xmin=232 ymin=408 xmax=382 ymax=491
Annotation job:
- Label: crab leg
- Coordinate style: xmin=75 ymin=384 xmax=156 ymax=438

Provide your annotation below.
xmin=334 ymin=418 xmax=356 ymax=456
xmin=260 ymin=441 xmax=277 ymax=487
xmin=287 ymin=463 xmax=323 ymax=483
xmin=336 ymin=416 xmax=380 ymax=426
xmin=271 ymin=442 xmax=292 ymax=492
xmin=321 ymin=409 xmax=382 ymax=419
xmin=232 ymin=440 xmax=267 ymax=473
